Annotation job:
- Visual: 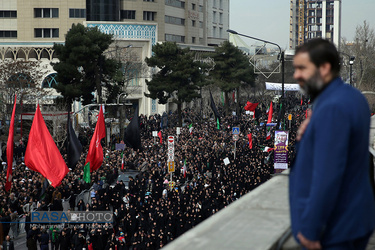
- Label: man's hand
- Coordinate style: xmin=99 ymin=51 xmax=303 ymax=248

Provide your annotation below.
xmin=297 ymin=232 xmax=321 ymax=250
xmin=297 ymin=109 xmax=312 ymax=141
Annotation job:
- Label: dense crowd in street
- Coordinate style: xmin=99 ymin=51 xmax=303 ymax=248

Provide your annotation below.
xmin=0 ymin=95 xmax=307 ymax=250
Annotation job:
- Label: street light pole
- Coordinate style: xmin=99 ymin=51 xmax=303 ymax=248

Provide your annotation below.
xmin=226 ymin=29 xmax=285 ymax=99
xmin=340 ymin=51 xmax=355 ymax=86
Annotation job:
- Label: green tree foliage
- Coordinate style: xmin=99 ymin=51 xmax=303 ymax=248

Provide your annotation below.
xmin=52 ymin=23 xmax=122 ymax=106
xmin=145 ymin=42 xmax=204 ymax=125
xmin=210 ymin=41 xmax=255 ymax=114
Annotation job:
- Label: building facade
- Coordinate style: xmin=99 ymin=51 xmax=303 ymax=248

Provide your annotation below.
xmin=289 ymin=0 xmax=341 ymax=49
xmin=0 ymin=0 xmax=230 ymax=118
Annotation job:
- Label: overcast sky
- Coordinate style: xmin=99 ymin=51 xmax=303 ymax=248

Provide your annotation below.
xmin=229 ymin=0 xmax=375 ymax=49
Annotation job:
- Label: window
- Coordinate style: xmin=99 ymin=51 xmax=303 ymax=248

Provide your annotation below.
xmin=213 ymin=0 xmax=217 ymax=8
xmin=199 ymin=5 xmax=203 ymax=12
xmin=121 ymin=10 xmax=135 ymax=20
xmin=34 ymin=8 xmax=58 ymax=18
xmin=165 ymin=34 xmax=185 ymax=43
xmin=192 ymin=20 xmax=196 ymax=27
xmin=192 ymin=37 xmax=196 ymax=44
xmin=219 ymin=13 xmax=223 ymax=24
xmin=34 ymin=28 xmax=59 ymax=38
xmin=52 ymin=8 xmax=58 ymax=18
xmin=34 ymin=29 xmax=42 ymax=38
xmin=0 ymin=11 xmax=17 ymax=18
xmin=43 ymin=8 xmax=50 ymax=18
xmin=165 ymin=0 xmax=185 ymax=8
xmin=220 ymin=0 xmax=223 ymax=9
xmin=219 ymin=28 xmax=223 ymax=38
xmin=213 ymin=26 xmax=216 ymax=38
xmin=0 ymin=30 xmax=17 ymax=38
xmin=42 ymin=73 xmax=58 ymax=88
xmin=69 ymin=9 xmax=86 ymax=18
xmin=121 ymin=10 xmax=136 ymax=19
xmin=213 ymin=11 xmax=217 ymax=23
xmin=143 ymin=11 xmax=156 ymax=21
xmin=165 ymin=15 xmax=185 ymax=25
xmin=199 ymin=21 xmax=203 ymax=28
xmin=192 ymin=3 xmax=196 ymax=10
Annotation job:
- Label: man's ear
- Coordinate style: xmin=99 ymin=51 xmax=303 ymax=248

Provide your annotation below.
xmin=319 ymin=62 xmax=332 ymax=81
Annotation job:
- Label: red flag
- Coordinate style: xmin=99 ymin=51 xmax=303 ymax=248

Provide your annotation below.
xmin=244 ymin=102 xmax=258 ymax=111
xmin=25 ymin=104 xmax=69 ymax=188
xmin=301 ymin=97 xmax=303 ymax=106
xmin=267 ymin=101 xmax=273 ymax=124
xmin=247 ymin=133 xmax=253 ymax=149
xmin=158 ymin=131 xmax=162 ymax=144
xmin=5 ymin=95 xmax=16 ymax=192
xmin=266 ymin=130 xmax=271 ymax=140
xmin=85 ymin=106 xmax=106 ymax=172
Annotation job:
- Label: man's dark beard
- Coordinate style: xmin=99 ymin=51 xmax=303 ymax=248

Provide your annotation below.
xmin=299 ymin=70 xmax=325 ymax=101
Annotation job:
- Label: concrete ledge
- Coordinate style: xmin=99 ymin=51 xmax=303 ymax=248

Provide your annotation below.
xmin=163 ymin=170 xmax=300 ymax=250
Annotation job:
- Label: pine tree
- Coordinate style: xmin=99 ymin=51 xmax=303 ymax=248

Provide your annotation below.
xmin=145 ymin=42 xmax=205 ymax=126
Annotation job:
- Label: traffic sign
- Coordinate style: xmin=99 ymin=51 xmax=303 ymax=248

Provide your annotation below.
xmin=168 ymin=136 xmax=174 ymax=161
xmin=232 ymin=127 xmax=240 ymax=135
xmin=232 ymin=134 xmax=239 ymax=141
xmin=168 ymin=161 xmax=175 ymax=173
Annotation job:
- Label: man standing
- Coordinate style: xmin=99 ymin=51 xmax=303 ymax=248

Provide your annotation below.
xmin=290 ymin=38 xmax=375 ymax=249
xmin=2 ymin=235 xmax=14 ymax=250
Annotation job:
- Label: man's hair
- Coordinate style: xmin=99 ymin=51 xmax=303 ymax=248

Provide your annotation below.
xmin=295 ymin=38 xmax=340 ymax=77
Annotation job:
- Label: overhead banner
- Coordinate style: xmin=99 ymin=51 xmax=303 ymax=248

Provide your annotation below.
xmin=265 ymin=82 xmax=300 ymax=92
xmin=274 ymin=130 xmax=289 ymax=169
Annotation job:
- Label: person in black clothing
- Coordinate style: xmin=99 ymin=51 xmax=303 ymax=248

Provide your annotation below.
xmin=89 ymin=227 xmax=106 ymax=250
xmin=38 ymin=229 xmax=49 ymax=250
xmin=72 ymin=230 xmax=86 ymax=250
xmin=59 ymin=229 xmax=71 ymax=250
xmin=2 ymin=235 xmax=15 ymax=250
xmin=26 ymin=226 xmax=38 ymax=250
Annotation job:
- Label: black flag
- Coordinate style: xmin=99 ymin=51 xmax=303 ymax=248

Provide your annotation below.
xmin=124 ymin=105 xmax=142 ymax=151
xmin=67 ymin=111 xmax=83 ymax=169
xmin=210 ymin=91 xmax=221 ymax=128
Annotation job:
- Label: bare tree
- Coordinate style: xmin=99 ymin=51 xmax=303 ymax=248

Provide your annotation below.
xmin=0 ymin=60 xmax=53 ymax=137
xmin=341 ymin=21 xmax=375 ymax=111
xmin=341 ymin=21 xmax=375 ymax=90
xmin=105 ymin=42 xmax=149 ymax=138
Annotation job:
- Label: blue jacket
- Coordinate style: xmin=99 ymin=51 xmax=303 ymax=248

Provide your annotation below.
xmin=289 ymin=77 xmax=375 ymax=246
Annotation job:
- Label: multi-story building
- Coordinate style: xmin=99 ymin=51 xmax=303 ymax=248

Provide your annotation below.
xmin=0 ymin=0 xmax=230 ymax=119
xmin=289 ymin=0 xmax=341 ymax=50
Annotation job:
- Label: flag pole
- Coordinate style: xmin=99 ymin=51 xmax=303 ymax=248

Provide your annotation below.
xmin=170 ymin=172 xmax=173 ymax=190
xmin=234 ymin=141 xmax=236 ymax=160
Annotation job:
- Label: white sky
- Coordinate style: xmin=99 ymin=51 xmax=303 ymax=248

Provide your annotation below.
xmin=229 ymin=0 xmax=375 ymax=49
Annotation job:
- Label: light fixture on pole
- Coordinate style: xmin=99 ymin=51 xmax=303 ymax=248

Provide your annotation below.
xmin=226 ymin=29 xmax=285 ymax=99
xmin=340 ymin=51 xmax=355 ymax=86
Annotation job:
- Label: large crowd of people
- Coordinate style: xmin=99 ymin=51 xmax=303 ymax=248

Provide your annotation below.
xmin=0 ymin=95 xmax=307 ymax=249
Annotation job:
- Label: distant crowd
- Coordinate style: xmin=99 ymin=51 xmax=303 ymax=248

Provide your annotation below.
xmin=0 ymin=95 xmax=308 ymax=250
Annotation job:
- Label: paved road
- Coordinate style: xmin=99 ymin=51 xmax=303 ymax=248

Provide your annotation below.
xmin=12 ymin=233 xmax=27 ymax=250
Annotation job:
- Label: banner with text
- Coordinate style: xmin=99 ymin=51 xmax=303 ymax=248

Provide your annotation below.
xmin=274 ymin=130 xmax=289 ymax=169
